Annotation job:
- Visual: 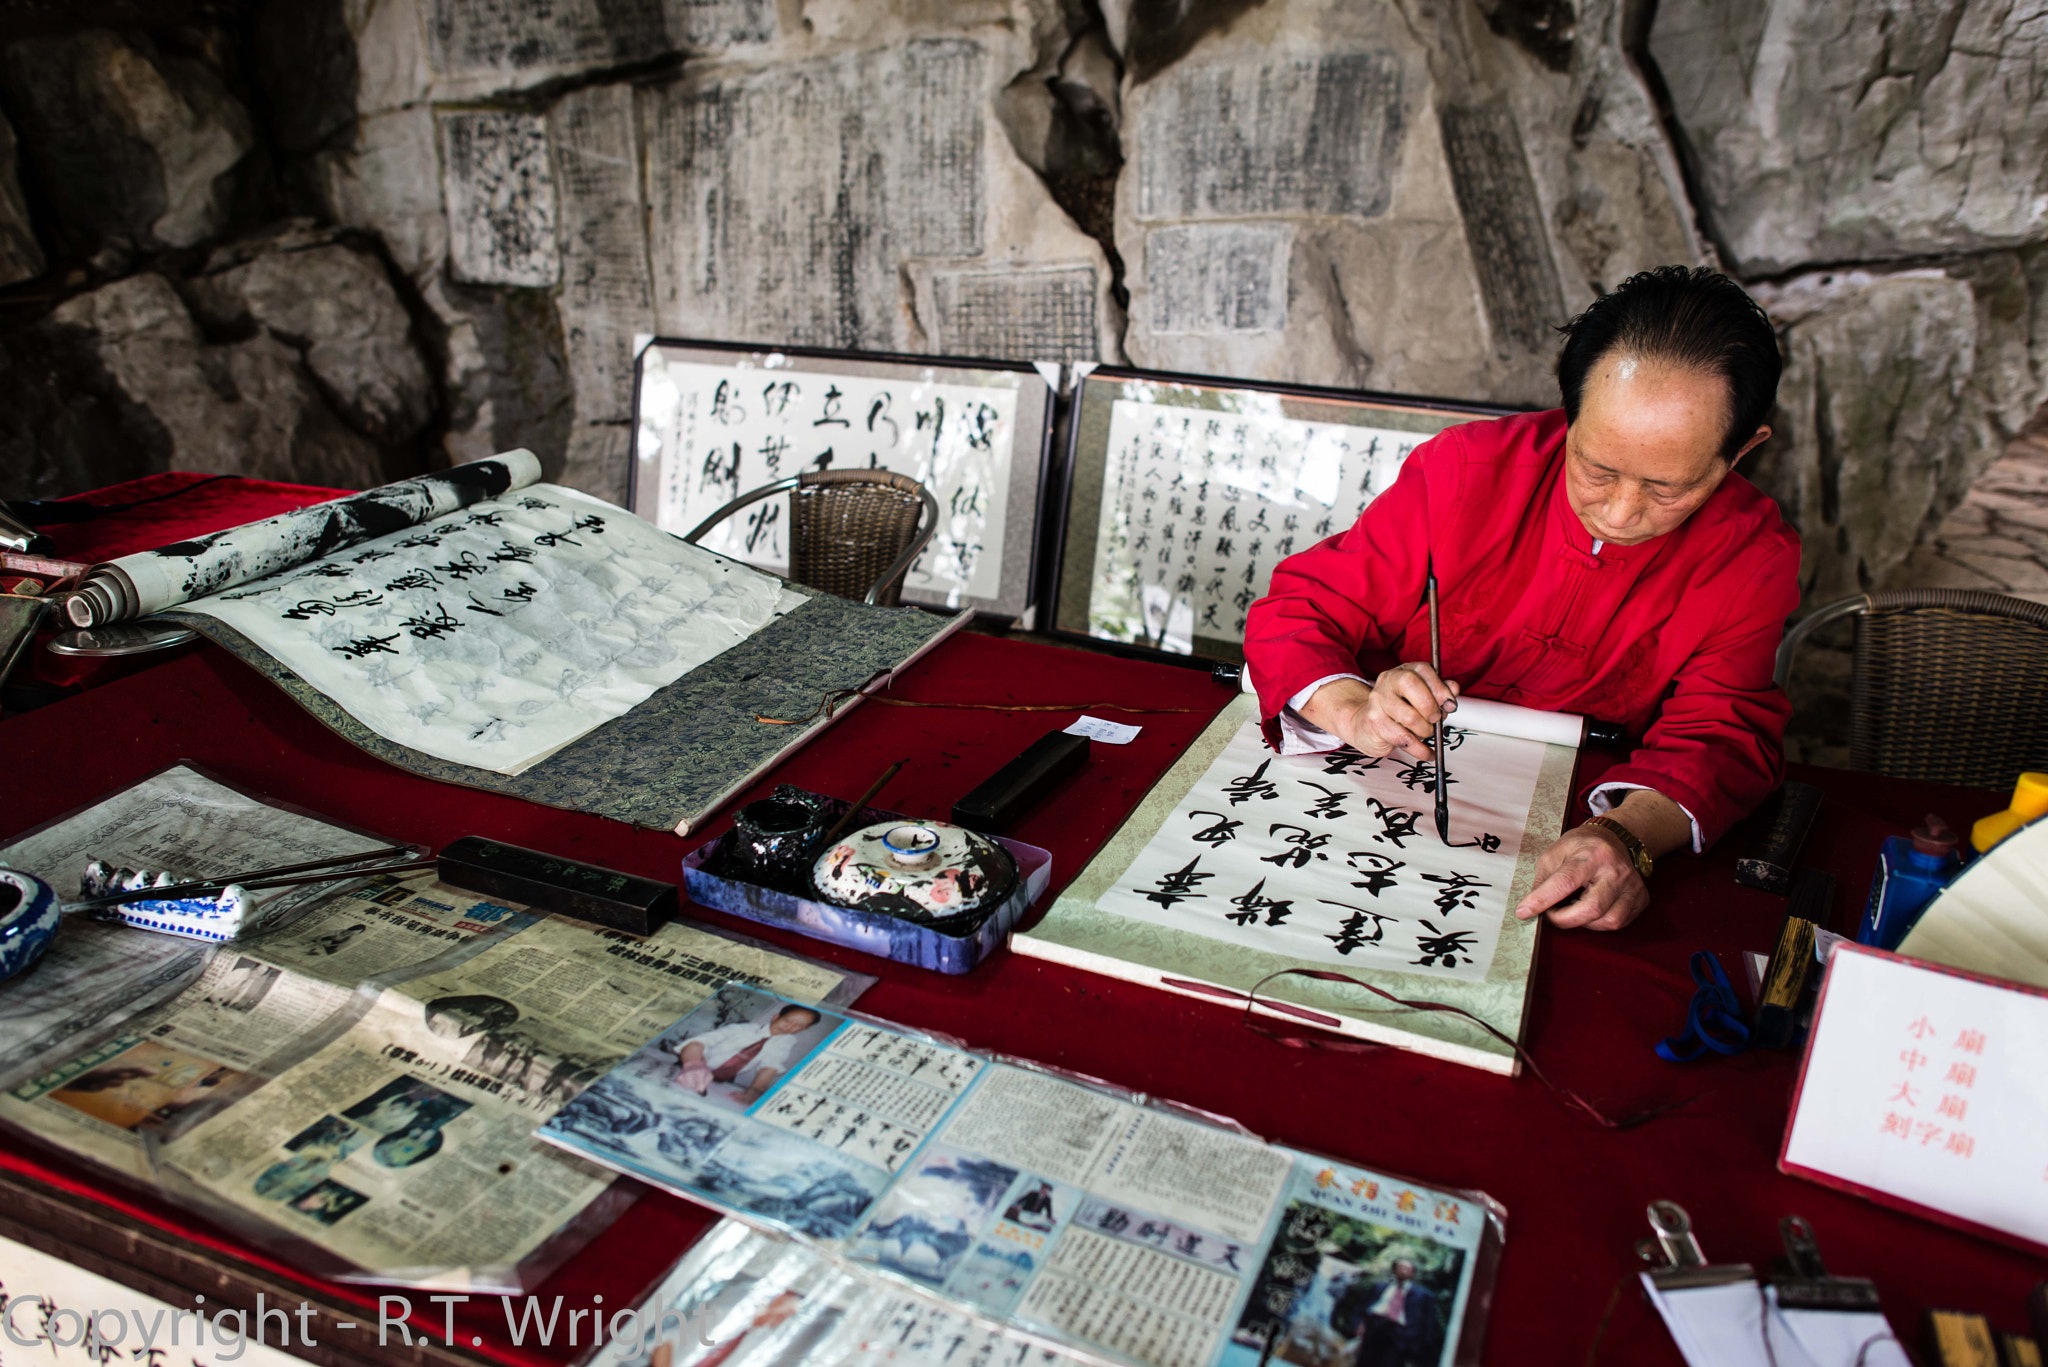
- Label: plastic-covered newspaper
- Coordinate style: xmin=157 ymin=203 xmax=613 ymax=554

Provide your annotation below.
xmin=542 ymin=984 xmax=1505 ymax=1367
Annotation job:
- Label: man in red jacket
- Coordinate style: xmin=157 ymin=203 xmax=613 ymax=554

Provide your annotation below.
xmin=1243 ymin=267 xmax=1799 ymax=933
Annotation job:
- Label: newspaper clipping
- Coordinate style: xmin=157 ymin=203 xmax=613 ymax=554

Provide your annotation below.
xmin=0 ymin=872 xmax=534 ymax=1179
xmin=159 ymin=920 xmax=861 ymax=1286
xmin=0 ymin=766 xmax=411 ymax=1081
xmin=542 ymin=985 xmax=1499 ymax=1367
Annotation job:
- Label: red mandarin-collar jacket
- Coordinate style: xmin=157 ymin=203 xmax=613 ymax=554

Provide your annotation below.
xmin=1243 ymin=408 xmax=1801 ymax=849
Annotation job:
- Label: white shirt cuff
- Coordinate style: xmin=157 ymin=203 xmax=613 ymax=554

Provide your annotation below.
xmin=1274 ymin=673 xmax=1370 ymax=755
xmin=1587 ymin=782 xmax=1704 ymax=855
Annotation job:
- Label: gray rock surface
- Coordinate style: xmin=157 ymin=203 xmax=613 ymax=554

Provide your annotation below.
xmin=46 ymin=274 xmax=393 ymax=491
xmin=1652 ymin=0 xmax=2048 ymax=275
xmin=0 ymin=30 xmax=255 ymax=256
xmin=182 ymin=225 xmax=436 ymax=447
xmin=1749 ymin=255 xmax=2048 ymax=602
xmin=0 ymin=110 xmax=43 ymax=287
xmin=439 ymin=110 xmax=560 ymax=288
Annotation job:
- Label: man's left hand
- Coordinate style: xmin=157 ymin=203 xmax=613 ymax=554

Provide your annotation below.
xmin=1514 ymin=823 xmax=1647 ymax=931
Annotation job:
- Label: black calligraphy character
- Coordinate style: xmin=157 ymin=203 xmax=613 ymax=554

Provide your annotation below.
xmin=1320 ymin=748 xmax=1384 ymax=776
xmin=1248 ymin=507 xmax=1270 ymax=532
xmin=1221 ymin=759 xmax=1280 ymax=806
xmin=814 ymin=384 xmax=850 ymax=427
xmin=710 ymin=378 xmax=746 ymax=425
xmin=1219 ymin=506 xmax=1238 ymax=532
xmin=1440 ymin=725 xmax=1469 ymax=752
xmin=353 ymin=548 xmax=392 ymax=564
xmin=395 ymin=531 xmax=443 ymax=550
xmin=471 ymin=718 xmax=508 ymax=743
xmin=281 ymin=600 xmax=337 ymax=620
xmin=499 ymin=581 xmax=538 ymax=602
xmin=1412 ymin=920 xmax=1478 ymax=968
xmin=465 ymin=510 xmax=505 ymax=528
xmin=1176 ymin=1232 xmax=1203 ymax=1257
xmin=1187 ymin=811 xmax=1242 ymax=845
xmin=385 ymin=568 xmax=441 ymax=593
xmin=701 ymin=442 xmax=741 ymax=502
xmin=759 ymin=434 xmax=790 ymax=477
xmin=401 ymin=602 xmax=461 ymax=641
xmin=1453 ymin=832 xmax=1503 ymax=852
xmin=303 ymin=563 xmax=354 ymax=578
xmin=950 ymin=482 xmax=986 ymax=519
xmin=434 ymin=551 xmax=489 ymax=581
xmin=1299 ymin=781 xmax=1350 ymax=820
xmin=1422 ymin=871 xmax=1493 ymax=914
xmin=333 ymin=633 xmax=401 ymax=659
xmin=1135 ymin=857 xmax=1211 ymax=908
xmin=1200 ymin=603 xmax=1221 ymax=628
xmin=534 ymin=524 xmax=582 ymax=548
xmin=1344 ymin=851 xmax=1405 ymax=896
xmin=744 ymin=502 xmax=781 ymax=556
xmin=762 ymin=380 xmax=799 ymax=418
xmin=488 ymin=540 xmax=536 ymax=565
xmin=1395 ymin=760 xmax=1456 ymax=795
xmin=331 ymin=589 xmax=383 ymax=608
xmin=867 ymin=393 xmax=899 ymax=445
xmin=1320 ymin=900 xmax=1397 ymax=954
xmin=1365 ymin=798 xmax=1423 ymax=849
xmin=807 ymin=447 xmax=836 ymax=472
xmin=516 ymin=496 xmax=553 ymax=512
xmin=1225 ymin=878 xmax=1294 ymax=927
xmin=464 ymin=592 xmax=503 ymax=616
xmin=1262 ymin=824 xmax=1332 ymax=868
xmin=1221 ymin=1244 xmax=1242 ymax=1271
xmin=965 ymin=402 xmax=998 ymax=451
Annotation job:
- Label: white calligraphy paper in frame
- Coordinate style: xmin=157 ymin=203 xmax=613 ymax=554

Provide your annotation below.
xmin=1050 ymin=366 xmax=1513 ymax=661
xmin=628 ymin=339 xmax=1056 ymax=621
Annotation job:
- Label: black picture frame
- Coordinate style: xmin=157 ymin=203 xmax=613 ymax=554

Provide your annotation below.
xmin=1046 ymin=365 xmax=1517 ymax=664
xmin=628 ymin=339 xmax=1058 ymax=623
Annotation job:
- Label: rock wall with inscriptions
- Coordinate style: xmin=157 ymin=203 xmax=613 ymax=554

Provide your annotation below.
xmin=0 ymin=0 xmax=2044 ymax=678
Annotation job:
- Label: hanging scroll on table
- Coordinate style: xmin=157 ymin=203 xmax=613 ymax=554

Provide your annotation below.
xmin=1015 ymin=696 xmax=1578 ymax=1074
xmin=629 ymin=340 xmax=1057 ymax=621
xmin=1049 ymin=367 xmax=1512 ymax=661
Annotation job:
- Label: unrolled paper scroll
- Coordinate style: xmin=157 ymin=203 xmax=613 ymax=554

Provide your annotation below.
xmin=62 ymin=451 xmax=544 ymax=627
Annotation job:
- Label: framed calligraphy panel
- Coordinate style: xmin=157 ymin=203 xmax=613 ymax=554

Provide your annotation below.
xmin=628 ymin=339 xmax=1057 ymax=622
xmin=1048 ymin=366 xmax=1514 ymax=662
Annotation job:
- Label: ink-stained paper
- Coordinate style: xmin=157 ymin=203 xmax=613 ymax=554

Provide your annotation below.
xmin=64 ymin=452 xmax=542 ymax=626
xmin=635 ymin=352 xmax=1024 ymax=606
xmin=1016 ymin=697 xmax=1574 ymax=1073
xmin=1096 ymin=718 xmax=1543 ymax=983
xmin=1085 ymin=398 xmax=1426 ymax=650
xmin=177 ymin=484 xmax=796 ymax=775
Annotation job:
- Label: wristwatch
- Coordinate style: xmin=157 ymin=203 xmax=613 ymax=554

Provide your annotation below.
xmin=1582 ymin=815 xmax=1654 ymax=880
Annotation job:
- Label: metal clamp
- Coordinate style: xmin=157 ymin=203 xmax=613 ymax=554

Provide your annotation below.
xmin=1636 ymin=1201 xmax=1755 ymax=1290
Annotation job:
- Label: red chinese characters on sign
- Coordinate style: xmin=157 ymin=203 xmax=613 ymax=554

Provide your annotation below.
xmin=1875 ymin=1015 xmax=1987 ymax=1160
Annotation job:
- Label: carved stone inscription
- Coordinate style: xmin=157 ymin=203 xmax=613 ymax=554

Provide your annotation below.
xmin=644 ymin=38 xmax=985 ymax=349
xmin=1135 ymin=53 xmax=1405 ymax=221
xmin=932 ymin=266 xmax=1097 ymax=365
xmin=1437 ymin=105 xmax=1565 ymax=352
xmin=1146 ymin=224 xmax=1292 ymax=334
xmin=439 ymin=110 xmax=560 ymax=288
xmin=427 ymin=0 xmax=774 ymax=75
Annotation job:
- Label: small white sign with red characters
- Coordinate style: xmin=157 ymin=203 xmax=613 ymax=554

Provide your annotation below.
xmin=1781 ymin=941 xmax=2048 ymax=1254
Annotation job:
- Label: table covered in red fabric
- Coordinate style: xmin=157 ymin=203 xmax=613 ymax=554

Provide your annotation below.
xmin=2 ymin=478 xmax=2040 ymax=1365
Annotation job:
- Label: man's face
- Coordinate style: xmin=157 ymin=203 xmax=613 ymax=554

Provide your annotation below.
xmin=1392 ymin=1260 xmax=1415 ymax=1282
xmin=770 ymin=1009 xmax=820 ymax=1036
xmin=1563 ymin=356 xmax=1767 ymax=546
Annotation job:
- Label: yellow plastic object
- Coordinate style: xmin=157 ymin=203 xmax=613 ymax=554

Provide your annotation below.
xmin=1970 ymin=771 xmax=2048 ymax=854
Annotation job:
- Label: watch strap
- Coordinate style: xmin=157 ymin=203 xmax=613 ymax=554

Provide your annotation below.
xmin=1583 ymin=814 xmax=1654 ymax=880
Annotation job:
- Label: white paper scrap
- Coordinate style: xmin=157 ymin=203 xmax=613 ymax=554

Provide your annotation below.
xmin=1065 ymin=715 xmax=1142 ymax=745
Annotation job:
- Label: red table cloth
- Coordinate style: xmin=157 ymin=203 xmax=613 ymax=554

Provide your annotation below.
xmin=1 ymin=475 xmax=2039 ymax=1365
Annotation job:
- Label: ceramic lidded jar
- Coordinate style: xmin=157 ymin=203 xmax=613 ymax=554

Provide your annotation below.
xmin=810 ymin=821 xmax=1016 ymax=924
xmin=0 ymin=869 xmax=60 ymax=982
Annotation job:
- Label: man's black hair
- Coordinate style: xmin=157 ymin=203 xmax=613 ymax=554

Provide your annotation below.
xmin=775 ymin=1004 xmax=821 ymax=1020
xmin=1555 ymin=266 xmax=1781 ymax=461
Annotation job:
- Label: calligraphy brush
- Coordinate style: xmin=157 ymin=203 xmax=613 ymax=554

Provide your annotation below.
xmin=818 ymin=758 xmax=911 ymax=849
xmin=1428 ymin=561 xmax=1450 ymax=846
xmin=65 ymin=845 xmax=430 ymax=912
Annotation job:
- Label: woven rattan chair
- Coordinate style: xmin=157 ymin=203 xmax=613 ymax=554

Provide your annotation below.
xmin=1775 ymin=588 xmax=2048 ymax=789
xmin=684 ymin=468 xmax=939 ymax=607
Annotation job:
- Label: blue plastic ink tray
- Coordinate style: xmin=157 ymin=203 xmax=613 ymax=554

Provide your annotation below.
xmin=680 ymin=820 xmax=1051 ymax=975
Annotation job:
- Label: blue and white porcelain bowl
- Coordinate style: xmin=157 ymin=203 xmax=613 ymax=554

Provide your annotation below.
xmin=0 ymin=869 xmax=60 ymax=982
